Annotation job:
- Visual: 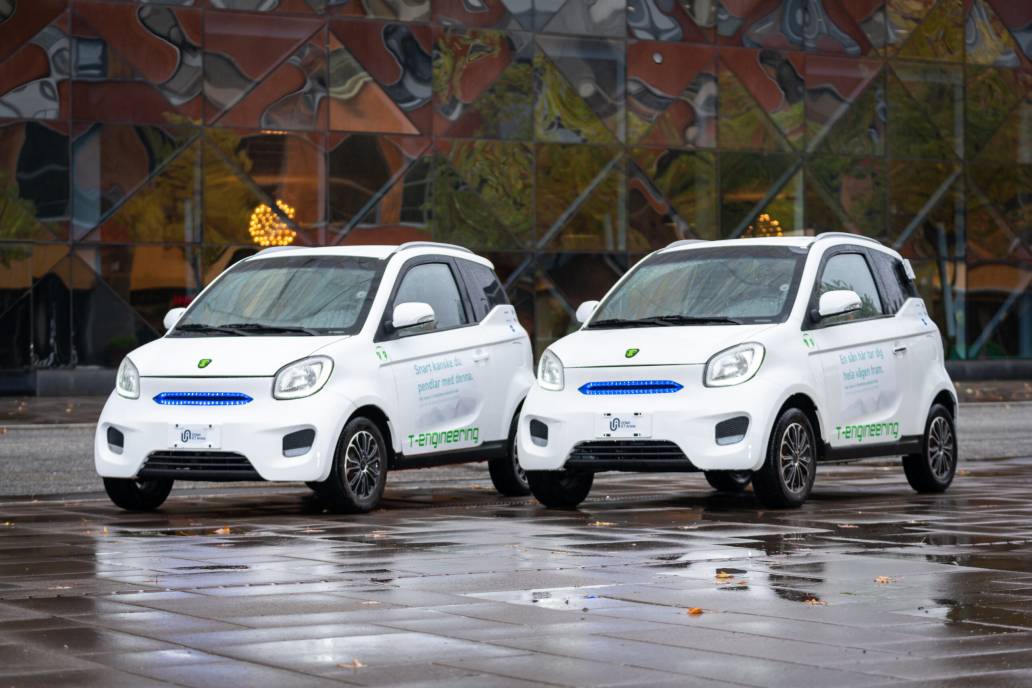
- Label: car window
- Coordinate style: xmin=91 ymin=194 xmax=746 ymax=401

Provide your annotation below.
xmin=392 ymin=263 xmax=468 ymax=331
xmin=871 ymin=252 xmax=916 ymax=314
xmin=589 ymin=246 xmax=806 ymax=327
xmin=459 ymin=260 xmax=508 ymax=321
xmin=817 ymin=252 xmax=884 ymax=325
xmin=172 ymin=255 xmax=383 ymax=336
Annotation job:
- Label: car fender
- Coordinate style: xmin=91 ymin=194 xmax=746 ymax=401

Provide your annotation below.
xmin=500 ymin=365 xmax=535 ymax=440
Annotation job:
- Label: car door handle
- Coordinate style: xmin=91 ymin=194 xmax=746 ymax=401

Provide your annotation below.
xmin=472 ymin=351 xmax=490 ymax=362
xmin=893 ymin=345 xmax=907 ymax=356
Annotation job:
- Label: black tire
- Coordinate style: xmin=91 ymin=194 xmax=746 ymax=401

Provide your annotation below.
xmin=752 ymin=408 xmax=817 ymax=508
xmin=527 ymin=470 xmax=594 ymax=509
xmin=488 ymin=410 xmax=531 ymax=496
xmin=903 ymin=403 xmax=957 ymax=493
xmin=704 ymin=470 xmax=752 ymax=492
xmin=103 ymin=477 xmax=173 ymax=511
xmin=319 ymin=417 xmax=388 ymax=513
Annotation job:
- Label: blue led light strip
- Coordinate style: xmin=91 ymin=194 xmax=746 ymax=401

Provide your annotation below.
xmin=577 ymin=380 xmax=683 ymax=395
xmin=153 ymin=392 xmax=253 ymax=406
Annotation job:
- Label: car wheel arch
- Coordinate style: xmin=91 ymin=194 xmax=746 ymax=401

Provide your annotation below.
xmin=930 ymin=389 xmax=957 ymax=419
xmin=775 ymin=393 xmax=825 ymax=458
xmin=346 ymin=404 xmax=396 ymax=465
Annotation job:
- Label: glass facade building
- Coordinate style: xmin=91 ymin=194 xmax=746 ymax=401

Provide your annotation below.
xmin=0 ymin=0 xmax=1030 ymax=392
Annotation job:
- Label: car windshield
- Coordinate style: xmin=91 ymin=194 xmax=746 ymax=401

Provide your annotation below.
xmin=588 ymin=245 xmax=806 ymax=328
xmin=171 ymin=255 xmax=384 ymax=337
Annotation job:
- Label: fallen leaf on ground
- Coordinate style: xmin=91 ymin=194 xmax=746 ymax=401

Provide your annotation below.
xmin=874 ymin=576 xmax=895 ymax=584
xmin=804 ymin=597 xmax=827 ymax=606
xmin=214 ymin=527 xmax=231 ymax=535
xmin=686 ymin=607 xmax=704 ymax=616
xmin=337 ymin=659 xmax=366 ymax=669
xmin=588 ymin=521 xmax=615 ymax=527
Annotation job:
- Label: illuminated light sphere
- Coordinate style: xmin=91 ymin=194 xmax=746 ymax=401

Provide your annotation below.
xmin=747 ymin=212 xmax=784 ymax=238
xmin=249 ymin=200 xmax=297 ymax=247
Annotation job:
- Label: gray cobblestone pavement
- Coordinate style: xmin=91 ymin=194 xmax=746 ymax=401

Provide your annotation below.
xmin=1 ymin=457 xmax=1032 ymax=686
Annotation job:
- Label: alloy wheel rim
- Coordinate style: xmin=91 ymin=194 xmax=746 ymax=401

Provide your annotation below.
xmin=927 ymin=416 xmax=955 ymax=481
xmin=513 ymin=442 xmax=527 ymax=486
xmin=344 ymin=430 xmax=381 ymax=499
xmin=779 ymin=422 xmax=813 ymax=494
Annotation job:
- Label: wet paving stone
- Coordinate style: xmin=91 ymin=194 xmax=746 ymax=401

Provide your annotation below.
xmin=1 ymin=459 xmax=1032 ymax=686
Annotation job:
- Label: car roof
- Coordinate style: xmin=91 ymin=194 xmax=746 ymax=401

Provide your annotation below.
xmin=244 ymin=243 xmax=494 ymax=268
xmin=658 ymin=235 xmax=901 ymax=259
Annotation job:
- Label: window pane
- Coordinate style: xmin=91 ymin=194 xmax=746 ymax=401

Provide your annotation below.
xmin=870 ymin=251 xmax=907 ymax=314
xmin=177 ymin=255 xmax=383 ymax=335
xmin=459 ymin=260 xmax=507 ymax=321
xmin=394 ymin=263 xmax=467 ymax=329
xmin=819 ymin=253 xmax=884 ymax=322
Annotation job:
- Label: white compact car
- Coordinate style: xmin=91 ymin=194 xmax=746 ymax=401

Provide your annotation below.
xmin=96 ymin=242 xmax=534 ymax=512
xmin=518 ymin=234 xmax=958 ymax=509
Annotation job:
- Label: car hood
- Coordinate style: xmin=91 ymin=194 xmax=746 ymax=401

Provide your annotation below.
xmin=128 ymin=335 xmax=349 ymax=377
xmin=548 ymin=324 xmax=776 ymax=368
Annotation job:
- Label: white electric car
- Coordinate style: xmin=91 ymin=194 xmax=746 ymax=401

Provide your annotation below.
xmin=518 ymin=234 xmax=958 ymax=509
xmin=95 ymin=242 xmax=534 ymax=512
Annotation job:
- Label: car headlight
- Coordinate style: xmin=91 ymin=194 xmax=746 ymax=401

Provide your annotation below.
xmin=705 ymin=343 xmax=764 ymax=387
xmin=537 ymin=349 xmax=564 ymax=391
xmin=273 ymin=356 xmax=333 ymax=400
xmin=116 ymin=357 xmax=140 ymax=399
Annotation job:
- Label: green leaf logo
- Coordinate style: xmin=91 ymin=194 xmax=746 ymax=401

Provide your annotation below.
xmin=625 ymin=348 xmax=640 ymax=359
xmin=198 ymin=358 xmax=212 ymax=369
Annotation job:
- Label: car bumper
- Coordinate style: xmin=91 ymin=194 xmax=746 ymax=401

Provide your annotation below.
xmin=95 ymin=378 xmax=350 ymax=482
xmin=517 ymin=365 xmax=778 ymax=473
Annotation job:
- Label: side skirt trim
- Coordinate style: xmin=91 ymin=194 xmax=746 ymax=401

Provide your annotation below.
xmin=821 ymin=435 xmax=922 ymax=462
xmin=392 ymin=441 xmax=508 ymax=469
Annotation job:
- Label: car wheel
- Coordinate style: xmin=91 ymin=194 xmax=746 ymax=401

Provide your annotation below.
xmin=320 ymin=417 xmax=388 ymax=513
xmin=527 ymin=470 xmax=593 ymax=509
xmin=704 ymin=470 xmax=752 ymax=493
xmin=903 ymin=403 xmax=957 ymax=493
xmin=488 ymin=411 xmax=531 ymax=497
xmin=103 ymin=477 xmax=173 ymax=511
xmin=752 ymin=408 xmax=817 ymax=508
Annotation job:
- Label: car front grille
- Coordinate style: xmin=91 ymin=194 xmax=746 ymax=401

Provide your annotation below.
xmin=138 ymin=451 xmax=262 ymax=481
xmin=565 ymin=440 xmax=697 ymax=472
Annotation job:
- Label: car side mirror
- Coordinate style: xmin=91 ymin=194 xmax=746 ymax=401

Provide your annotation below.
xmin=163 ymin=307 xmax=187 ymax=331
xmin=391 ymin=302 xmax=436 ymax=332
xmin=575 ymin=300 xmax=600 ymax=324
xmin=816 ymin=290 xmax=862 ymax=320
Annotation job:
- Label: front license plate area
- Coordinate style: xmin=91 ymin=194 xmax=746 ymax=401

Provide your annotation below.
xmin=169 ymin=424 xmax=221 ymax=450
xmin=595 ymin=412 xmax=652 ymax=439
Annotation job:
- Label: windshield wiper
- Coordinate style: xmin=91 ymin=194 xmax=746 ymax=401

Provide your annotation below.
xmin=636 ymin=315 xmax=742 ymax=326
xmin=219 ymin=323 xmax=321 ymax=336
xmin=588 ymin=315 xmax=741 ymax=329
xmin=587 ymin=318 xmax=657 ymax=329
xmin=171 ymin=323 xmax=245 ymax=336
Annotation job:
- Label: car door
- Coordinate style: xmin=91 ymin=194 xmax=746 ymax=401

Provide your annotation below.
xmin=376 ymin=257 xmax=489 ymax=458
xmin=455 ymin=258 xmax=528 ymax=442
xmin=806 ymin=248 xmax=905 ymax=449
xmin=869 ymin=249 xmax=936 ymax=438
